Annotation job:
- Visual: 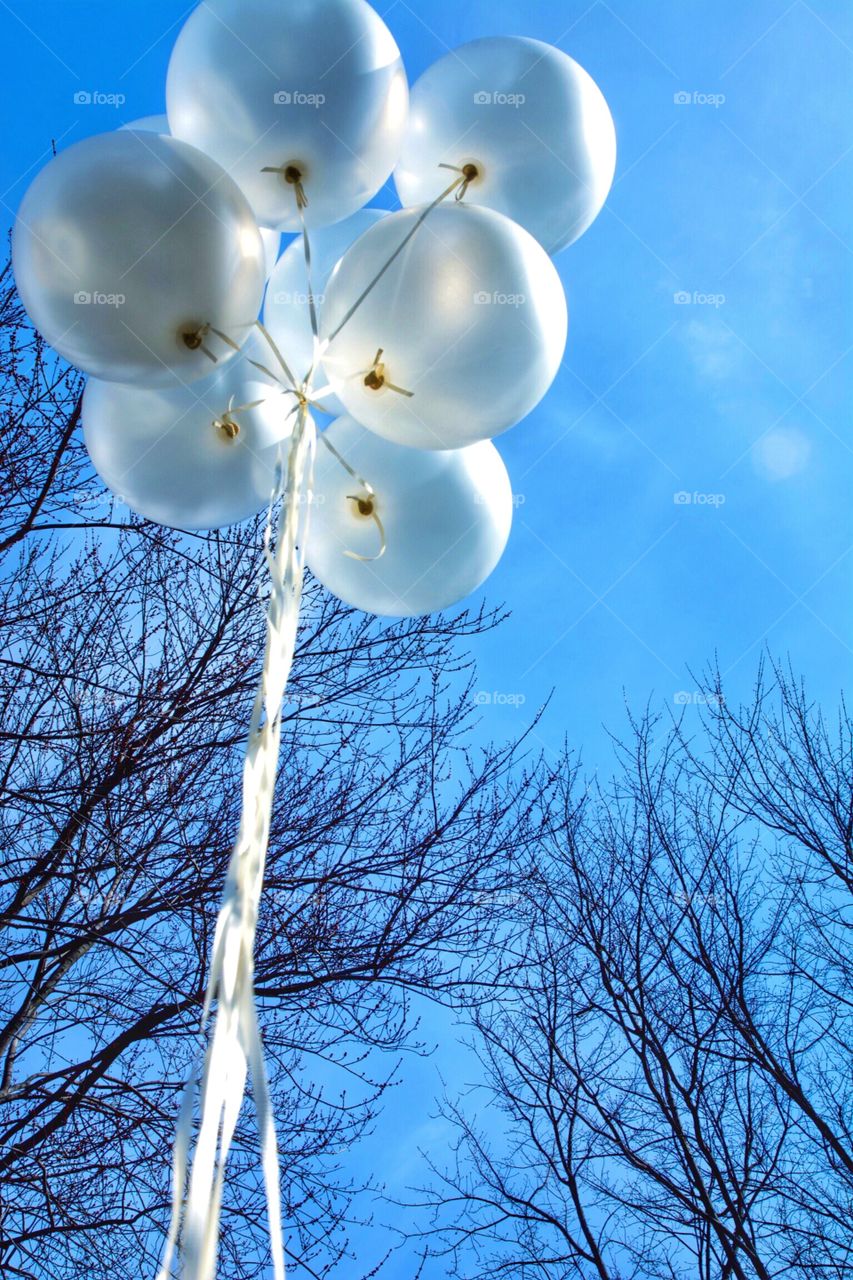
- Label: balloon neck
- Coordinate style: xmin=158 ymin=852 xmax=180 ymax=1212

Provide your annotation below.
xmin=262 ymin=161 xmax=309 ymax=209
xmin=439 ymin=160 xmax=482 ymax=201
xmin=181 ymin=322 xmax=242 ymax=365
xmin=182 ymin=325 xmax=206 ymax=351
xmin=343 ymin=490 xmax=386 ymax=562
xmin=350 ymin=494 xmax=376 ymax=519
xmin=180 ymin=322 xmax=220 ymax=364
xmin=458 ymin=162 xmax=481 ymax=201
xmin=214 ymin=416 xmax=240 ymax=442
xmin=363 ymin=349 xmax=413 ymax=398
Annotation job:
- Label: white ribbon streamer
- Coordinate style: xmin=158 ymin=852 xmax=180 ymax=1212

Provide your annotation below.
xmin=157 ymin=160 xmax=464 ymax=1280
xmin=158 ymin=404 xmax=316 ymax=1280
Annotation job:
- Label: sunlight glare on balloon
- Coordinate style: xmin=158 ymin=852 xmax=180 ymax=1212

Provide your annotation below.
xmin=320 ymin=203 xmax=568 ymax=449
xmin=12 ymin=131 xmax=265 ymax=386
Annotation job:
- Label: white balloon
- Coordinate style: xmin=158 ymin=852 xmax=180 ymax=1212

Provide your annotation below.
xmin=119 ymin=114 xmax=170 ymax=133
xmin=12 ymin=131 xmax=265 ymax=386
xmin=166 ymin=0 xmax=409 ymax=233
xmin=306 ymin=416 xmax=512 ymax=616
xmin=83 ymin=333 xmax=293 ymax=529
xmin=320 ymin=203 xmax=567 ymax=449
xmin=260 ymin=228 xmax=282 ymax=279
xmin=263 ymin=207 xmax=389 ymax=411
xmin=394 ymin=38 xmax=616 ymax=255
xmin=121 ymin=116 xmax=282 ymax=279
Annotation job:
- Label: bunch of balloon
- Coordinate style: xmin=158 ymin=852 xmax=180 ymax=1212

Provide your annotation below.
xmin=11 ymin=0 xmax=615 ymax=1274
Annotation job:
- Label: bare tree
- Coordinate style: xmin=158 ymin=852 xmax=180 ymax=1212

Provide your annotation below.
xmin=0 ymin=262 xmax=550 ymax=1280
xmin=419 ymin=664 xmax=852 ymax=1280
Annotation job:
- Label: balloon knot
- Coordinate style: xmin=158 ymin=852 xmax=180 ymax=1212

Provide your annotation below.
xmin=363 ymin=349 xmax=413 ymax=398
xmin=181 ymin=323 xmax=218 ymax=363
xmin=214 ymin=415 xmax=240 ymax=441
xmin=438 ymin=161 xmax=481 ymax=201
xmin=263 ymin=162 xmax=309 ymax=209
xmin=345 ymin=491 xmax=386 ymax=561
xmin=349 ymin=494 xmax=375 ymax=518
xmin=182 ymin=324 xmax=207 ymax=351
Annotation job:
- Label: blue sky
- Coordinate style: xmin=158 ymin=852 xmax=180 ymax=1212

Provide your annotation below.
xmin=1 ymin=0 xmax=850 ymax=765
xmin=1 ymin=0 xmax=851 ymax=1274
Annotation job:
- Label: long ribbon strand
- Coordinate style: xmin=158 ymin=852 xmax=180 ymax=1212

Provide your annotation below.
xmin=158 ymin=405 xmax=315 ymax=1280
